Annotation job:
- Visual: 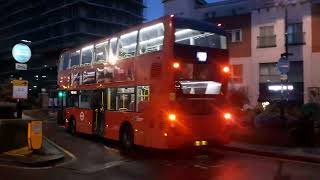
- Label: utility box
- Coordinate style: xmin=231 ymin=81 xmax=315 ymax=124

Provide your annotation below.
xmin=28 ymin=121 xmax=42 ymax=150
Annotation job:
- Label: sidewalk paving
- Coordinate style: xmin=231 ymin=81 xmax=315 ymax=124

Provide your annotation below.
xmin=0 ymin=137 xmax=64 ymax=166
xmin=222 ymin=141 xmax=320 ymax=163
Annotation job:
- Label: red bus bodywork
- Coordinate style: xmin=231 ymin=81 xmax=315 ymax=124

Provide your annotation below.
xmin=58 ymin=16 xmax=231 ymax=149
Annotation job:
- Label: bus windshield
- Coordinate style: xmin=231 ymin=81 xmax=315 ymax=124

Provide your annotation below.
xmin=175 ymin=29 xmax=227 ymax=49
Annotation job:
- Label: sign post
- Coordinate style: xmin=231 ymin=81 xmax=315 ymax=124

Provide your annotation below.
xmin=11 ymin=80 xmax=28 ymax=99
xmin=277 ymin=56 xmax=290 ymax=120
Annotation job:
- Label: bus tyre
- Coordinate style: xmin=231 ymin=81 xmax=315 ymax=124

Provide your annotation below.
xmin=120 ymin=125 xmax=134 ymax=153
xmin=69 ymin=118 xmax=76 ymax=135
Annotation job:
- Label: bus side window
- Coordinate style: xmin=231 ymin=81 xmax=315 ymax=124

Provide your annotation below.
xmin=79 ymin=91 xmax=92 ymax=109
xmin=138 ymin=23 xmax=164 ymax=55
xmin=109 ymin=38 xmax=118 ymax=64
xmin=116 ymin=87 xmax=135 ymax=112
xmin=81 ymin=45 xmax=93 ymax=65
xmin=118 ymin=31 xmax=138 ymax=60
xmin=70 ymin=50 xmax=80 ymax=67
xmin=137 ymin=86 xmax=150 ymax=112
xmin=62 ymin=52 xmax=70 ymax=70
xmin=66 ymin=91 xmax=79 ymax=108
xmin=94 ymin=41 xmax=109 ymax=64
xmin=107 ymin=88 xmax=117 ymax=111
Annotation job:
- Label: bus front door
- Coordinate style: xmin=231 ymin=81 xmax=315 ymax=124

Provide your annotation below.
xmin=92 ymin=90 xmax=105 ymax=136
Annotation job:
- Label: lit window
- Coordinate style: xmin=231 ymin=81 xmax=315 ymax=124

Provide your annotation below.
xmin=109 ymin=38 xmax=118 ymax=64
xmin=139 ymin=23 xmax=165 ymax=55
xmin=81 ymin=45 xmax=93 ymax=65
xmin=118 ymin=31 xmax=138 ymax=59
xmin=94 ymin=41 xmax=108 ymax=63
xmin=70 ymin=50 xmax=80 ymax=67
xmin=175 ymin=29 xmax=227 ymax=49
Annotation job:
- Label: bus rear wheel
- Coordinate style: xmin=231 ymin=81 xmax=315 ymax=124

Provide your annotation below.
xmin=120 ymin=125 xmax=134 ymax=152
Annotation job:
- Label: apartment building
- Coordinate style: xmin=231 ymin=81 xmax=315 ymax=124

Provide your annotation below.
xmin=163 ymin=0 xmax=320 ymax=105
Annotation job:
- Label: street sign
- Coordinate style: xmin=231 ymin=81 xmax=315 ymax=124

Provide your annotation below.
xmin=15 ymin=63 xmax=27 ymax=70
xmin=280 ymin=74 xmax=288 ymax=81
xmin=11 ymin=80 xmax=28 ymax=99
xmin=277 ymin=56 xmax=290 ymax=74
xmin=12 ymin=43 xmax=31 ymax=63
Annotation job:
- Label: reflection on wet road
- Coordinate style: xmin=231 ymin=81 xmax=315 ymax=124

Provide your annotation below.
xmin=1 ymin=121 xmax=320 ymax=180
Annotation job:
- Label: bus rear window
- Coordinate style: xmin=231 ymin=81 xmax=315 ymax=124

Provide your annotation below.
xmin=175 ymin=29 xmax=227 ymax=49
xmin=179 ymin=81 xmax=222 ymax=95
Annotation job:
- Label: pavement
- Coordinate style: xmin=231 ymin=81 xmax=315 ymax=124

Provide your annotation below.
xmin=0 ymin=110 xmax=64 ymax=167
xmin=0 ymin=138 xmax=65 ymax=166
xmin=222 ymin=141 xmax=320 ymax=164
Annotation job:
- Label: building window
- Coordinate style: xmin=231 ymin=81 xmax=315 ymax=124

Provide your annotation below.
xmin=287 ymin=23 xmax=304 ymax=45
xmin=231 ymin=64 xmax=243 ymax=83
xmin=259 ymin=63 xmax=280 ymax=83
xmin=259 ymin=62 xmax=304 ymax=103
xmin=229 ymin=29 xmax=242 ymax=43
xmin=257 ymin=26 xmax=276 ymax=48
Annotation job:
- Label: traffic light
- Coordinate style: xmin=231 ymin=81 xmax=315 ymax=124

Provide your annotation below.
xmin=58 ymin=91 xmax=66 ymax=98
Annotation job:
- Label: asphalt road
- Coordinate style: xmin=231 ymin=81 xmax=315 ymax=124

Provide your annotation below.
xmin=1 ymin=119 xmax=320 ymax=180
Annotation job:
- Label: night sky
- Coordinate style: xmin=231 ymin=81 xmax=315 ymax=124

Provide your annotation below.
xmin=146 ymin=0 xmax=224 ymax=21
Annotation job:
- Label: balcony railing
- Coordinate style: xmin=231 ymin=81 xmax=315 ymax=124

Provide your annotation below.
xmin=257 ymin=35 xmax=276 ymax=48
xmin=287 ymin=32 xmax=305 ymax=45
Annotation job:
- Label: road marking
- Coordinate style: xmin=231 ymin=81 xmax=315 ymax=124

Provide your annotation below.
xmin=81 ymin=160 xmax=128 ymax=173
xmin=104 ymin=145 xmax=120 ymax=154
xmin=43 ymin=136 xmax=77 ymax=167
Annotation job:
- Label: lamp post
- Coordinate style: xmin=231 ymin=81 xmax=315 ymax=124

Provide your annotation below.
xmin=276 ymin=0 xmax=293 ymax=122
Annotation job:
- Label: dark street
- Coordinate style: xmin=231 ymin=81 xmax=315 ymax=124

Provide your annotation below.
xmin=1 ymin=119 xmax=320 ymax=180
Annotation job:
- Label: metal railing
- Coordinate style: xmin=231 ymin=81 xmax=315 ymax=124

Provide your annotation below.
xmin=257 ymin=35 xmax=277 ymax=48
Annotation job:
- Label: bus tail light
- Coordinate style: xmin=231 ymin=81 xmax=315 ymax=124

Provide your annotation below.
xmin=222 ymin=66 xmax=230 ymax=73
xmin=224 ymin=113 xmax=232 ymax=121
xmin=173 ymin=62 xmax=180 ymax=69
xmin=168 ymin=114 xmax=176 ymax=121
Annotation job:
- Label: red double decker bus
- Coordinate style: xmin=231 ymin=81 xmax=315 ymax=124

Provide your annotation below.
xmin=57 ymin=16 xmax=232 ymax=150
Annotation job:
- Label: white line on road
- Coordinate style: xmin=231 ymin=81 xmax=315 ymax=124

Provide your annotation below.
xmin=80 ymin=160 xmax=128 ymax=173
xmin=43 ymin=136 xmax=77 ymax=167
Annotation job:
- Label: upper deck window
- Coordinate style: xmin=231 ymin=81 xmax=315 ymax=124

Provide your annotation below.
xmin=118 ymin=31 xmax=138 ymax=59
xmin=175 ymin=29 xmax=227 ymax=49
xmin=94 ymin=41 xmax=108 ymax=63
xmin=70 ymin=50 xmax=80 ymax=67
xmin=59 ymin=52 xmax=70 ymax=70
xmin=109 ymin=37 xmax=118 ymax=64
xmin=138 ymin=23 xmax=164 ymax=55
xmin=81 ymin=45 xmax=93 ymax=65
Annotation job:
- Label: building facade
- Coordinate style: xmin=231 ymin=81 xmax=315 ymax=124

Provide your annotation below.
xmin=0 ymin=0 xmax=145 ymax=102
xmin=163 ymin=0 xmax=320 ymax=105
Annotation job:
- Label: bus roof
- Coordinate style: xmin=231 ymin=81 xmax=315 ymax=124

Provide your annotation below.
xmin=174 ymin=17 xmax=227 ymax=36
xmin=60 ymin=15 xmax=226 ymax=55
